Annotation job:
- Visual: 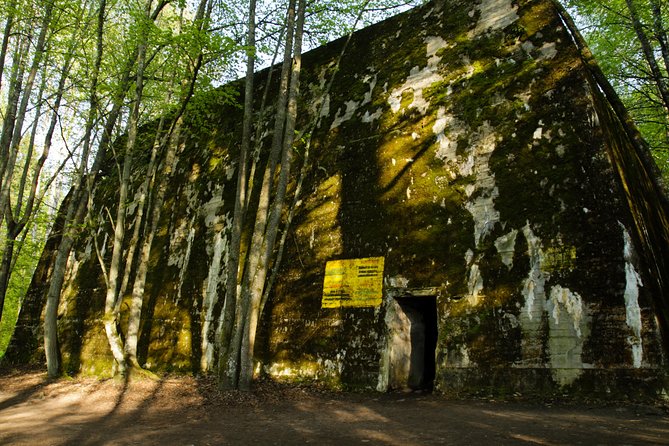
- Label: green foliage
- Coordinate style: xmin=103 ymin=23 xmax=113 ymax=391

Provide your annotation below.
xmin=564 ymin=0 xmax=669 ymax=177
xmin=0 ymin=195 xmax=52 ymax=358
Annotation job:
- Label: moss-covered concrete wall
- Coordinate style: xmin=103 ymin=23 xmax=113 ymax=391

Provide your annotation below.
xmin=7 ymin=0 xmax=667 ymax=397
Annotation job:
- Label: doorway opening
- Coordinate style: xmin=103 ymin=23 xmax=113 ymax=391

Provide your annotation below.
xmin=385 ymin=293 xmax=438 ymax=392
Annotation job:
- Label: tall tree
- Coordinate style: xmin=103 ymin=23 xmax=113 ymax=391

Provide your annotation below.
xmin=218 ymin=0 xmax=307 ymax=391
xmin=98 ymin=0 xmax=167 ymax=375
xmin=218 ymin=0 xmax=259 ymax=390
xmin=0 ymin=0 xmax=55 ymax=231
xmin=565 ymin=0 xmax=669 ymax=175
xmin=124 ymin=0 xmax=214 ymax=368
xmin=0 ymin=0 xmax=18 ymax=89
xmin=216 ymin=0 xmax=424 ymax=391
xmin=43 ymin=0 xmax=110 ymax=377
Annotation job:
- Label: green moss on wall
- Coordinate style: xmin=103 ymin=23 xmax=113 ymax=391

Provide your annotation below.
xmin=11 ymin=0 xmax=664 ymax=398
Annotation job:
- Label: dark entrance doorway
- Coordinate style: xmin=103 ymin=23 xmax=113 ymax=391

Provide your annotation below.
xmin=385 ymin=294 xmax=438 ymax=392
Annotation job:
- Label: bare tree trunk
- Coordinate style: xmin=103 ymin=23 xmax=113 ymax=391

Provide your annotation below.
xmin=0 ymin=37 xmax=29 ymax=195
xmin=261 ymin=0 xmax=371 ymax=316
xmin=117 ymin=116 xmax=165 ymax=318
xmin=649 ymin=0 xmax=669 ymax=74
xmin=0 ymin=68 xmax=44 ymax=323
xmin=236 ymin=0 xmax=305 ymax=391
xmin=0 ymin=0 xmax=17 ymax=90
xmin=125 ymin=120 xmax=182 ymax=364
xmin=0 ymin=222 xmax=15 ymax=324
xmin=214 ymin=17 xmax=284 ymax=377
xmin=43 ymin=0 xmax=169 ymax=377
xmin=648 ymin=0 xmax=669 ymax=141
xmin=221 ymin=0 xmax=299 ymax=390
xmin=102 ymin=4 xmax=152 ymax=375
xmin=0 ymin=24 xmax=78 ymax=320
xmin=0 ymin=0 xmax=55 ymax=229
xmin=625 ymin=0 xmax=669 ymax=114
xmin=124 ymin=0 xmax=211 ymax=368
xmin=44 ymin=0 xmax=108 ymax=378
xmin=218 ymin=0 xmax=258 ymax=390
xmin=15 ymin=67 xmax=48 ymax=218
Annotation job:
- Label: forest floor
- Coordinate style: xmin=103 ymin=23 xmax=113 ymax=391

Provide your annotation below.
xmin=0 ymin=368 xmax=668 ymax=445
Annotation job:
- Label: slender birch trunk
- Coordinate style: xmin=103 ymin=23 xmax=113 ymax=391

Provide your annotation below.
xmin=124 ymin=0 xmax=211 ymax=368
xmin=44 ymin=0 xmax=108 ymax=377
xmin=0 ymin=37 xmax=29 ymax=196
xmin=0 ymin=41 xmax=73 ymax=323
xmin=0 ymin=0 xmax=55 ymax=229
xmin=218 ymin=0 xmax=258 ymax=390
xmin=625 ymin=0 xmax=669 ymax=114
xmin=262 ymin=0 xmax=372 ymax=315
xmin=649 ymin=0 xmax=669 ymax=77
xmin=0 ymin=0 xmax=17 ymax=90
xmin=222 ymin=0 xmax=299 ymax=390
xmin=102 ymin=0 xmax=152 ymax=374
xmin=237 ymin=0 xmax=305 ymax=391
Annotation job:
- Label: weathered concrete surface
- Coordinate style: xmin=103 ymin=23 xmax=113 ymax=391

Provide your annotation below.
xmin=5 ymin=0 xmax=668 ymax=398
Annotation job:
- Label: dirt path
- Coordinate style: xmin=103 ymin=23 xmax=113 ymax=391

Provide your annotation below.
xmin=0 ymin=370 xmax=667 ymax=445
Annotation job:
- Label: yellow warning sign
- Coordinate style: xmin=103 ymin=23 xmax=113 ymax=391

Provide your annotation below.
xmin=321 ymin=257 xmax=385 ymax=308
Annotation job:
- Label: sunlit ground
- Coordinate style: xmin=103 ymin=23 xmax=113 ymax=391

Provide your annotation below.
xmin=0 ymin=370 xmax=667 ymax=445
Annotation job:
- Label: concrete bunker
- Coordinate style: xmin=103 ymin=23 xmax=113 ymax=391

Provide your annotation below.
xmin=6 ymin=0 xmax=669 ymax=399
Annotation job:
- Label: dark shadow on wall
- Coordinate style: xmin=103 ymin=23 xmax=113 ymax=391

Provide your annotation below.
xmin=1 ymin=190 xmax=73 ymax=366
xmin=330 ymin=110 xmax=436 ymax=388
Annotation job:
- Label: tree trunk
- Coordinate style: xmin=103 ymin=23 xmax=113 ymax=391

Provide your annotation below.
xmin=0 ymin=37 xmax=28 ymax=197
xmin=218 ymin=0 xmax=258 ymax=390
xmin=43 ymin=0 xmax=109 ymax=377
xmin=0 ymin=0 xmax=55 ymax=229
xmin=649 ymin=0 xmax=669 ymax=78
xmin=0 ymin=0 xmax=16 ymax=89
xmin=0 ymin=43 xmax=73 ymax=323
xmin=102 ymin=32 xmax=149 ymax=375
xmin=125 ymin=120 xmax=182 ymax=364
xmin=237 ymin=0 xmax=305 ymax=391
xmin=625 ymin=0 xmax=669 ymax=115
xmin=0 ymin=222 xmax=16 ymax=323
xmin=221 ymin=0 xmax=299 ymax=390
xmin=124 ymin=0 xmax=211 ymax=368
xmin=262 ymin=0 xmax=371 ymax=315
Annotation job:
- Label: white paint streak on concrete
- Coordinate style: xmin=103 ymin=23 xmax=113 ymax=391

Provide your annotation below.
xmin=199 ymin=186 xmax=229 ymax=371
xmin=168 ymin=218 xmax=191 ymax=267
xmin=320 ymin=94 xmax=331 ymax=118
xmin=201 ymin=230 xmax=227 ymax=371
xmin=362 ymin=108 xmax=383 ymax=123
xmin=539 ymin=42 xmax=558 ymax=60
xmin=175 ymin=215 xmax=196 ymax=305
xmin=168 ymin=184 xmax=199 ymax=267
xmin=467 ymin=263 xmax=484 ymax=305
xmin=387 ymin=36 xmax=451 ymax=114
xmin=433 ymin=107 xmax=461 ymax=164
xmin=546 ymin=285 xmax=589 ymax=386
xmin=462 ymin=122 xmax=500 ymax=247
xmin=330 ymin=100 xmax=360 ymax=129
xmin=518 ymin=223 xmax=592 ymax=385
xmin=521 ymin=40 xmax=535 ymax=55
xmin=622 ymin=227 xmax=644 ymax=368
xmin=361 ymin=73 xmax=378 ymax=106
xmin=548 ymin=285 xmax=585 ymax=337
xmin=521 ymin=223 xmax=547 ymax=322
xmin=469 ymin=0 xmax=519 ymax=38
xmin=495 ymin=229 xmax=518 ymax=269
